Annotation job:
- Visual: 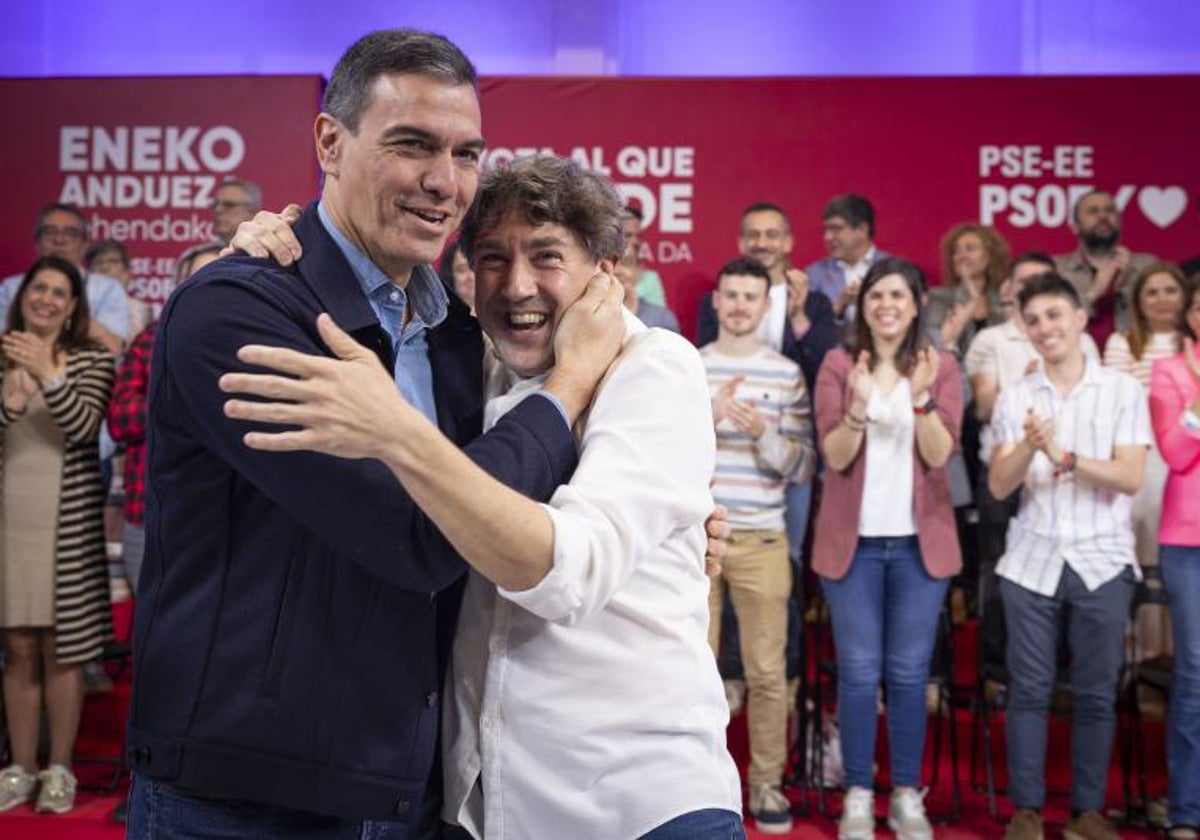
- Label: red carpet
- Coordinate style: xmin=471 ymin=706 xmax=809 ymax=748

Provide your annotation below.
xmin=0 ymin=606 xmax=1168 ymax=839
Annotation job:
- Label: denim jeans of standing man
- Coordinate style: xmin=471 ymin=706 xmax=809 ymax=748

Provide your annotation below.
xmin=822 ymin=535 xmax=949 ymax=789
xmin=1000 ymin=566 xmax=1134 ymax=813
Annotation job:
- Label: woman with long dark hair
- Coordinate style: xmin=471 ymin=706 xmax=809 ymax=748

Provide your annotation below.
xmin=0 ymin=256 xmax=115 ymax=815
xmin=813 ymin=257 xmax=963 ymax=840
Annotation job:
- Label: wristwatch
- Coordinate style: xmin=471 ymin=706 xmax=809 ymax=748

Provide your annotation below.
xmin=912 ymin=397 xmax=938 ymax=416
xmin=41 ymin=374 xmax=67 ymax=393
xmin=1182 ymin=408 xmax=1200 ymax=432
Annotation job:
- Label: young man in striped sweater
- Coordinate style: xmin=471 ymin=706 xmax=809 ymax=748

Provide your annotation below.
xmin=702 ymin=256 xmax=816 ymax=835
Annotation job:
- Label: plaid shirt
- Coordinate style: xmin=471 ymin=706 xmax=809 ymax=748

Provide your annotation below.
xmin=107 ymin=321 xmax=157 ymax=526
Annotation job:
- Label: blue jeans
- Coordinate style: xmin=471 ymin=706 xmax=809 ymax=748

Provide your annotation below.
xmin=639 ymin=808 xmax=746 ymax=839
xmin=1000 ymin=566 xmax=1134 ymax=812
xmin=1161 ymin=544 xmax=1200 ymax=827
xmin=822 ymin=536 xmax=949 ymax=789
xmin=127 ymin=774 xmax=413 ymax=839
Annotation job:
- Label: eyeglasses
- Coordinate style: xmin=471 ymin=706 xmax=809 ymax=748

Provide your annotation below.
xmin=211 ymin=200 xmax=254 ymax=211
xmin=37 ymin=225 xmax=86 ymax=241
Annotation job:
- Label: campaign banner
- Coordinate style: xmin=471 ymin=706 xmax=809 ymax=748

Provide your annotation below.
xmin=1 ymin=76 xmax=322 ymax=304
xmin=6 ymin=74 xmax=1196 ymax=338
xmin=479 ymin=76 xmax=1200 ymax=339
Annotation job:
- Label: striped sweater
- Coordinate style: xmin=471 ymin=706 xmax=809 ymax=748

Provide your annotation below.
xmin=702 ymin=344 xmax=815 ymax=531
xmin=1 ymin=344 xmax=115 ymax=664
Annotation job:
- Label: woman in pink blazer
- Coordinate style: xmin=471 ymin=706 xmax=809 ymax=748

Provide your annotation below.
xmin=813 ymin=257 xmax=963 ymax=840
xmin=1149 ymin=273 xmax=1200 ymax=839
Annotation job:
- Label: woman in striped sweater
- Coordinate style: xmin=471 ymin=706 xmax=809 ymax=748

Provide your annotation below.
xmin=0 ymin=256 xmax=115 ymax=815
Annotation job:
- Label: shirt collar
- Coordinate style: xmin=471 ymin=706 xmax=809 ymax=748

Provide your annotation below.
xmin=837 ymin=244 xmax=876 ymax=275
xmin=317 ymin=201 xmax=448 ymax=330
xmin=1032 ymin=350 xmax=1102 ymax=395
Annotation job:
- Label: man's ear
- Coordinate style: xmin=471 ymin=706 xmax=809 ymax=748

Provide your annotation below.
xmin=314 ymin=113 xmax=344 ymax=177
xmin=1073 ymin=303 xmax=1088 ymax=332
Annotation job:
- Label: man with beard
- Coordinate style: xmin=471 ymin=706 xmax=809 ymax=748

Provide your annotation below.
xmin=1053 ymin=189 xmax=1157 ymax=345
xmin=803 ymin=193 xmax=890 ymax=324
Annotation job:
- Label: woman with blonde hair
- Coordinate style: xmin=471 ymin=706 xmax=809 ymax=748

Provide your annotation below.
xmin=0 ymin=256 xmax=115 ymax=815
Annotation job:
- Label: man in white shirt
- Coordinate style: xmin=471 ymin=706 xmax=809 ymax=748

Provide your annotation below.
xmin=220 ymin=155 xmax=743 ymax=839
xmin=988 ymin=272 xmax=1151 ymax=840
xmin=702 ymin=256 xmax=815 ymax=835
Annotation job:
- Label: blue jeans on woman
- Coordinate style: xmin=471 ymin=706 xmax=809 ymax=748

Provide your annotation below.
xmin=822 ymin=536 xmax=949 ymax=789
xmin=1161 ymin=544 xmax=1200 ymax=828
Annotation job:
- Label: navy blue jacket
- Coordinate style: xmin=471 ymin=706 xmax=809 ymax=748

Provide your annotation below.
xmin=127 ymin=205 xmax=577 ymax=821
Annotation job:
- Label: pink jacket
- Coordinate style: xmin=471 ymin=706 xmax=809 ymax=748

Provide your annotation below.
xmin=812 ymin=347 xmax=964 ymax=581
xmin=1150 ymin=351 xmax=1200 ymax=546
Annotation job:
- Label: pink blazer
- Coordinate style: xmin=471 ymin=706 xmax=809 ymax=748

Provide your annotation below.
xmin=1150 ymin=351 xmax=1200 ymax=546
xmin=812 ymin=347 xmax=964 ymax=581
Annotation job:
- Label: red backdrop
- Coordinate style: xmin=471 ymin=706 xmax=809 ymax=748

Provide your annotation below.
xmin=479 ymin=76 xmax=1199 ymax=339
xmin=6 ymin=75 xmax=1197 ymax=340
xmin=0 ymin=76 xmax=323 ymax=303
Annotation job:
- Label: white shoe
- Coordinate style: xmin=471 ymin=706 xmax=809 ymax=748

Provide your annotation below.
xmin=35 ymin=764 xmax=77 ymax=815
xmin=0 ymin=765 xmax=36 ymax=812
xmin=888 ymin=787 xmax=933 ymax=840
xmin=839 ymin=786 xmax=876 ymax=839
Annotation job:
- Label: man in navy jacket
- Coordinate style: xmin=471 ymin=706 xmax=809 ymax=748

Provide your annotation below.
xmin=126 ymin=29 xmax=620 ymax=837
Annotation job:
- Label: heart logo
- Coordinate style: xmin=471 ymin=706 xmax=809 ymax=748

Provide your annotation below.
xmin=1138 ymin=186 xmax=1187 ymax=228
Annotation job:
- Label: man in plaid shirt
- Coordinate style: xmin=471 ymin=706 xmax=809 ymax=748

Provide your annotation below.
xmin=106 ymin=244 xmax=220 ymax=591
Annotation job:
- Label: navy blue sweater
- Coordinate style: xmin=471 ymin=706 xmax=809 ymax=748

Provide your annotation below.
xmin=127 ymin=206 xmax=577 ymax=821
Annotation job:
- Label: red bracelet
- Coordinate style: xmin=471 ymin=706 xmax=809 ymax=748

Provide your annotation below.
xmin=1052 ymin=451 xmax=1077 ymax=479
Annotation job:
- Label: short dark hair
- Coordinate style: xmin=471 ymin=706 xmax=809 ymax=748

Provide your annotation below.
xmin=175 ymin=241 xmax=225 ymax=282
xmin=1011 ymin=251 xmax=1056 ymax=275
xmin=85 ymin=238 xmax=130 ymax=270
xmin=34 ymin=202 xmax=88 ymax=240
xmin=822 ymin=194 xmax=875 ymax=238
xmin=1071 ymin=188 xmax=1113 ymax=226
xmin=8 ymin=256 xmax=92 ymax=352
xmin=740 ymin=202 xmax=791 ymax=231
xmin=851 ymin=256 xmax=928 ymax=374
xmin=323 ymin=29 xmax=477 ymax=133
xmin=715 ymin=256 xmax=772 ymax=292
xmin=623 ymin=203 xmax=644 ymax=222
xmin=459 ymin=155 xmax=625 ymax=263
xmin=1017 ymin=271 xmax=1084 ymax=312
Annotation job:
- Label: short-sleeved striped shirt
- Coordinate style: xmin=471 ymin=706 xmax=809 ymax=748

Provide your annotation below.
xmin=702 ymin=345 xmax=815 ymax=531
xmin=991 ymin=356 xmax=1152 ymax=595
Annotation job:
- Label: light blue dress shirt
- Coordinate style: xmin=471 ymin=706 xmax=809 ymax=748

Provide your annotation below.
xmin=317 ymin=202 xmax=447 ymax=425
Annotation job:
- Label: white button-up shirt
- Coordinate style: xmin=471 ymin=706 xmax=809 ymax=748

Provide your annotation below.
xmin=991 ymin=356 xmax=1152 ymax=595
xmin=443 ymin=311 xmax=742 ymax=839
xmin=965 ymin=318 xmax=1099 ymax=462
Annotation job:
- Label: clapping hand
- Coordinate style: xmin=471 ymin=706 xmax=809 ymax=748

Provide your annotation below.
xmin=726 ymin=398 xmax=767 ymax=439
xmin=785 ymin=268 xmax=810 ymax=318
xmin=2 ymin=331 xmax=58 ymax=383
xmin=847 ymin=350 xmax=873 ymax=409
xmin=1022 ymin=408 xmax=1058 ymax=457
xmin=712 ymin=375 xmax=744 ymax=424
xmin=2 ymin=364 xmax=39 ymax=413
xmin=909 ymin=347 xmax=940 ymax=400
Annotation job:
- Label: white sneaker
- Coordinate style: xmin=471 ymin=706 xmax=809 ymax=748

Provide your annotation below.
xmin=35 ymin=765 xmax=77 ymax=815
xmin=888 ymin=787 xmax=933 ymax=840
xmin=0 ymin=764 xmax=36 ymax=812
xmin=839 ymin=786 xmax=876 ymax=839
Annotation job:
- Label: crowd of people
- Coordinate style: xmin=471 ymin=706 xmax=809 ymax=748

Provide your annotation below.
xmin=0 ymin=25 xmax=1197 ymax=840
